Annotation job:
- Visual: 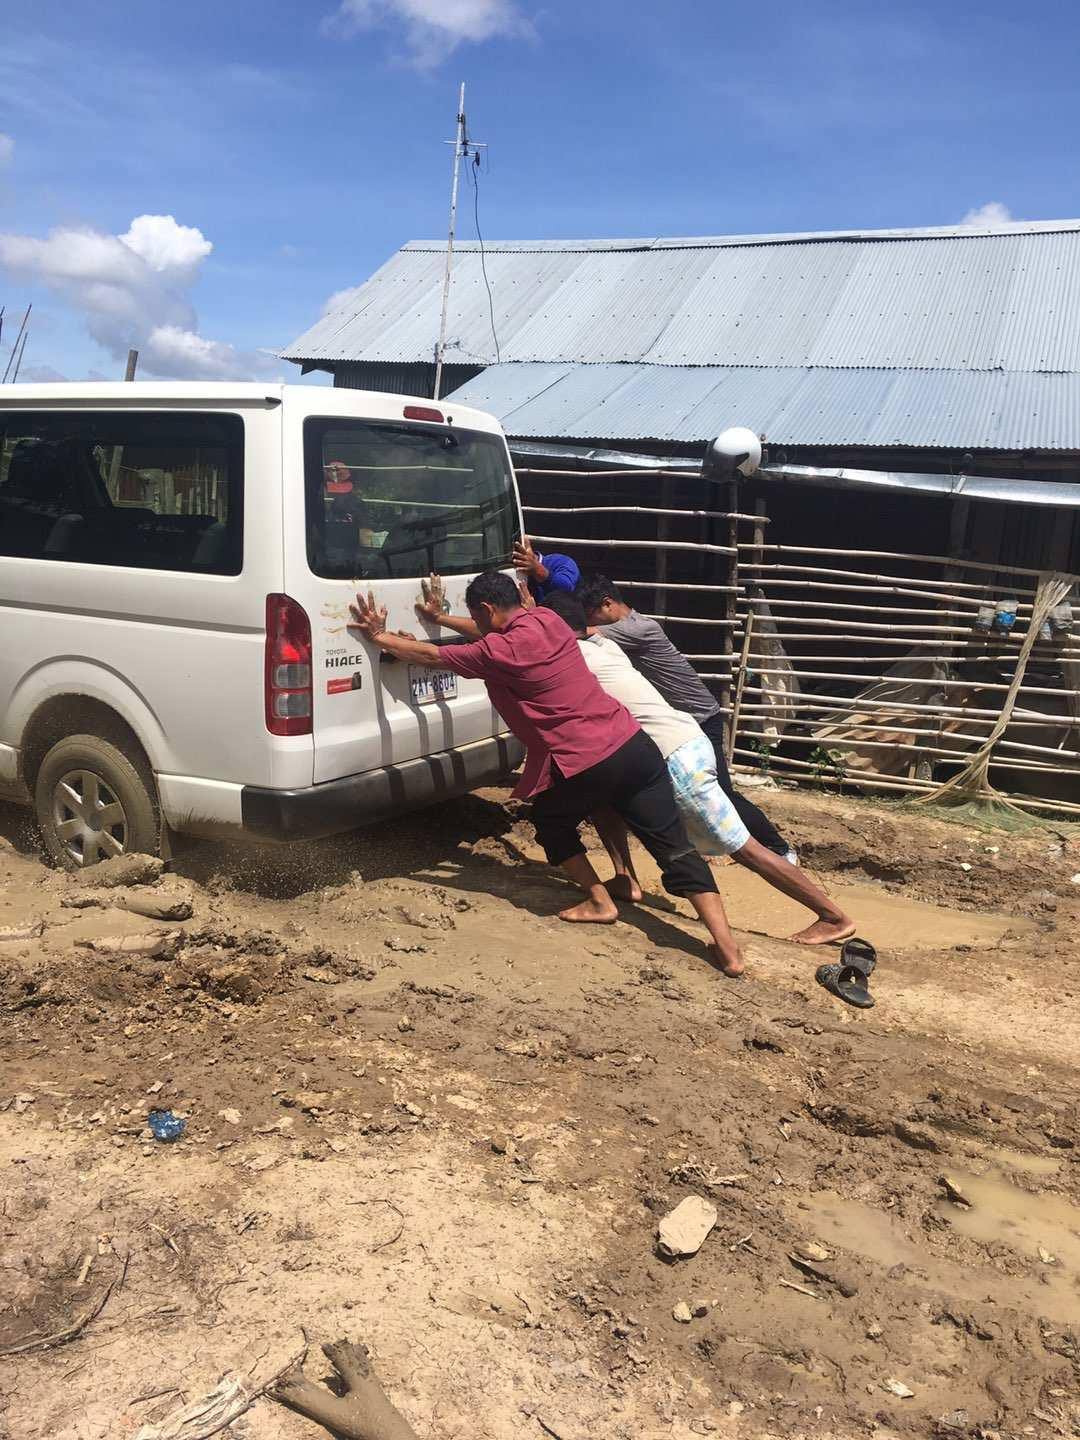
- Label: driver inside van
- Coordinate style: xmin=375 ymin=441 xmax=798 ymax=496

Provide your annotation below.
xmin=323 ymin=460 xmax=375 ymax=548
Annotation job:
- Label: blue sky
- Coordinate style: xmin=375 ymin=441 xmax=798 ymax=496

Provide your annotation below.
xmin=1 ymin=0 xmax=1076 ymax=383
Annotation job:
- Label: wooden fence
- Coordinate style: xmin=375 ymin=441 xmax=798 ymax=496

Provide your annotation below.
xmin=517 ymin=465 xmax=1080 ymax=818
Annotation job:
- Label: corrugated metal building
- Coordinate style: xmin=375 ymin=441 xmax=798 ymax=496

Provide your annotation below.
xmin=284 ymin=221 xmax=1080 ymax=456
xmin=284 ymin=219 xmax=1080 ymax=571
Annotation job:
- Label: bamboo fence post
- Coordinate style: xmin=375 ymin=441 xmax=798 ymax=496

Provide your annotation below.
xmin=728 ymin=496 xmax=767 ymax=759
xmin=719 ymin=475 xmax=739 ymax=717
xmin=727 ymin=609 xmax=755 ymax=762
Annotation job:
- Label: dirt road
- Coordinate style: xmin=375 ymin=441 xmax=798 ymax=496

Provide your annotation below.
xmin=1 ymin=786 xmax=1078 ymax=1440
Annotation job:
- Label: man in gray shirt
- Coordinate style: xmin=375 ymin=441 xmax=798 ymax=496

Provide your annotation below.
xmin=577 ymin=575 xmax=790 ymax=859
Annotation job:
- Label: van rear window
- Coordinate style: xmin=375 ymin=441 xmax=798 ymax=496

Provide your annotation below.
xmin=304 ymin=417 xmax=516 ymax=580
xmin=0 ymin=410 xmax=242 ymax=574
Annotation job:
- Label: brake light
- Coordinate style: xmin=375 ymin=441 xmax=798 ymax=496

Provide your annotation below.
xmin=265 ymin=594 xmax=312 ymax=736
xmin=403 ymin=405 xmax=444 ymax=423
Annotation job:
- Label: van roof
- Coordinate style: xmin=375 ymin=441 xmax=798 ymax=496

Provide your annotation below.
xmin=1 ymin=381 xmax=289 ymax=402
xmin=0 ymin=381 xmax=505 ymax=433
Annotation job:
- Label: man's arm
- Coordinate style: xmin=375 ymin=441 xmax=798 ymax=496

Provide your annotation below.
xmin=350 ymin=591 xmax=445 ymax=669
xmin=416 ymin=573 xmax=481 ymax=639
xmin=427 ymin=611 xmax=481 ymax=639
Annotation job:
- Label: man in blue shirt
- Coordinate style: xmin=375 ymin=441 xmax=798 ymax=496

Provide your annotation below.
xmin=513 ymin=537 xmax=580 ymax=601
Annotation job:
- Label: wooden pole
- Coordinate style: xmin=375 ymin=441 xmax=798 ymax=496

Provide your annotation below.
xmin=741 ymin=560 xmax=1037 ymax=595
xmin=741 ymin=540 xmax=1055 ymax=583
xmin=719 ymin=476 xmax=739 ymax=718
xmin=125 ymin=349 xmax=139 ymax=381
xmin=522 ymin=502 xmax=766 ymax=522
xmin=526 ymin=534 xmax=736 ymax=556
xmin=727 ymin=609 xmax=754 ymax=762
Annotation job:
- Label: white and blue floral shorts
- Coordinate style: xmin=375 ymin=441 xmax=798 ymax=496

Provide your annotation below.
xmin=666 ymin=733 xmax=750 ymax=857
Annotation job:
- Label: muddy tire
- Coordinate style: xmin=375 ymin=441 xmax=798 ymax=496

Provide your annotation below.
xmin=34 ymin=734 xmax=159 ymax=870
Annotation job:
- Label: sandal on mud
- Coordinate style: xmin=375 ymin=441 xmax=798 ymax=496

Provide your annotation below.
xmin=815 ymin=962 xmax=875 ymax=1009
xmin=839 ymin=936 xmax=876 ymax=978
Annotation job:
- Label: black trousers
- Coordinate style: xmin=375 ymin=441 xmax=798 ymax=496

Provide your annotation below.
xmin=532 ymin=729 xmax=717 ymax=898
xmin=698 ymin=711 xmax=788 ymax=856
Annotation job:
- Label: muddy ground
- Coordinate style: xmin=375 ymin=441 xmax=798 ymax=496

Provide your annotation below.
xmin=1 ymin=782 xmax=1078 ymax=1440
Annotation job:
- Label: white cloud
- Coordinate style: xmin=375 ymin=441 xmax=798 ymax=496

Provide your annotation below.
xmin=322 ymin=284 xmax=366 ymax=315
xmin=19 ymin=363 xmax=68 ymax=383
xmin=959 ymin=201 xmax=1022 ymax=229
xmin=142 ymin=324 xmax=275 ymax=381
xmin=121 ymin=214 xmax=212 ymax=273
xmin=325 ymin=0 xmax=528 ymax=66
xmin=0 ymin=133 xmax=13 ymax=167
xmin=0 ymin=213 xmax=276 ymax=380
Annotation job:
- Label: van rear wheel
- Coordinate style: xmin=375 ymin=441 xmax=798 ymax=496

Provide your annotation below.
xmin=35 ymin=735 xmax=159 ymax=870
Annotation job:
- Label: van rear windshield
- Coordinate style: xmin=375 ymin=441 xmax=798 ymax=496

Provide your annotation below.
xmin=304 ymin=417 xmax=517 ymax=580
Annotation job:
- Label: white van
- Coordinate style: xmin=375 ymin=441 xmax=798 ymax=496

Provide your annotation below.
xmin=0 ymin=382 xmax=524 ymax=867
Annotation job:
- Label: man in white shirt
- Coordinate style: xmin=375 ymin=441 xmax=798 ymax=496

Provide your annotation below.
xmin=541 ymin=592 xmax=855 ymax=946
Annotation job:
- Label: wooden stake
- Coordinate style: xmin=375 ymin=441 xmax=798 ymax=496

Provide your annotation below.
xmin=272 ymin=1337 xmax=419 ymax=1440
xmin=728 ymin=608 xmax=755 ymax=763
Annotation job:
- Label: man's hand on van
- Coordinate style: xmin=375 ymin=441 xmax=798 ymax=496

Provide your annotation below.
xmin=513 ymin=536 xmax=548 ymax=583
xmin=415 ymin=572 xmax=482 ymax=640
xmin=517 ymin=579 xmax=536 ymax=611
xmin=416 ymin=573 xmax=449 ymax=622
xmin=350 ymin=589 xmax=444 ymax=668
xmin=349 ymin=589 xmax=388 ymax=640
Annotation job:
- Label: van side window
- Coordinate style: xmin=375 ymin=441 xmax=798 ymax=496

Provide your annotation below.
xmin=0 ymin=410 xmax=243 ymax=574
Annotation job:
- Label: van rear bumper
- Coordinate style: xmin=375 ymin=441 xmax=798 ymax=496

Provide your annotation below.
xmin=239 ymin=733 xmax=524 ymax=842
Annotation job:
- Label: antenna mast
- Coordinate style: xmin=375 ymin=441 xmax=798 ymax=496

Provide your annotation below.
xmin=433 ymin=83 xmax=466 ymax=402
xmin=2 ymin=303 xmax=30 ymax=384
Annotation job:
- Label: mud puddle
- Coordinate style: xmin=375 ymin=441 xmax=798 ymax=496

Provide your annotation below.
xmin=935 ymin=1167 xmax=1080 ymax=1276
xmin=986 ymin=1146 xmax=1064 ymax=1177
xmin=715 ymin=869 xmax=1034 ymax=949
xmin=801 ymin=1183 xmax=1080 ymax=1325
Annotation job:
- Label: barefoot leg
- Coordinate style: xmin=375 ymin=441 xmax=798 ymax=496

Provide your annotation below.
xmin=733 ymin=839 xmax=855 ymax=945
xmin=591 ymin=806 xmax=642 ymax=902
xmin=687 ymin=890 xmax=745 ymax=977
xmin=558 ymin=853 xmax=619 ymax=924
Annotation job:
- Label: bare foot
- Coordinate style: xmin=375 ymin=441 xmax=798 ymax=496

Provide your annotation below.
xmin=559 ymin=896 xmax=619 ymax=924
xmin=706 ymin=943 xmax=746 ymax=978
xmin=606 ymin=874 xmax=643 ymax=903
xmin=789 ymin=916 xmax=856 ymax=946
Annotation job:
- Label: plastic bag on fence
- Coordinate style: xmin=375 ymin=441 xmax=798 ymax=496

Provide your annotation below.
xmin=745 ymin=586 xmax=799 ymax=741
xmin=811 ymin=654 xmax=953 ymax=775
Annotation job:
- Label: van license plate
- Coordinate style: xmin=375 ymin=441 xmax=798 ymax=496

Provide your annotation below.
xmin=409 ymin=667 xmax=457 ymax=705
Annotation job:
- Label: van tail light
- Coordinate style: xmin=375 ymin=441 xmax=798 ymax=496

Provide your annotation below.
xmin=403 ymin=404 xmax=444 ymax=423
xmin=265 ymin=594 xmax=312 ymax=736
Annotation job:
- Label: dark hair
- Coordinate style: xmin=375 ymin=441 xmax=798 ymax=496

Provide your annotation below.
xmin=575 ymin=573 xmax=623 ymax=612
xmin=465 ymin=569 xmax=520 ymax=611
xmin=540 ymin=590 xmax=587 ymax=636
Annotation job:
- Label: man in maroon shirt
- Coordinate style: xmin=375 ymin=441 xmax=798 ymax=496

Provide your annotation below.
xmin=350 ymin=570 xmax=745 ymax=977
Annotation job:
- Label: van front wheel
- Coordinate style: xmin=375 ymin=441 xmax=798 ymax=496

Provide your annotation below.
xmin=34 ymin=735 xmax=159 ymax=870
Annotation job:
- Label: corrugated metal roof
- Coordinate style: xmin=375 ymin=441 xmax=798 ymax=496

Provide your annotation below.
xmin=284 ymin=222 xmax=1080 ymax=373
xmin=446 ymin=363 xmax=1080 ymax=451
